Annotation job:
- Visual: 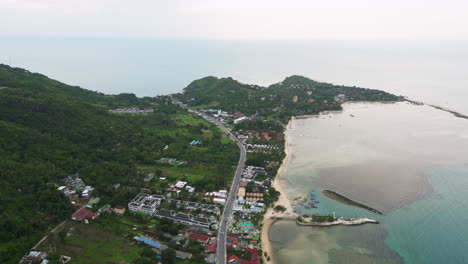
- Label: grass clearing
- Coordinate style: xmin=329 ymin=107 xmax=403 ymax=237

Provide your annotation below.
xmin=137 ymin=163 xmax=218 ymax=181
xmin=40 ymin=222 xmax=142 ymax=264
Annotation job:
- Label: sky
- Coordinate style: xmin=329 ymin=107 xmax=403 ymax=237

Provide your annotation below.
xmin=1 ymin=0 xmax=468 ymax=41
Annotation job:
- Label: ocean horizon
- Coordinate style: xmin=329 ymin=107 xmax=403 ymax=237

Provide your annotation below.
xmin=1 ymin=37 xmax=468 ymax=115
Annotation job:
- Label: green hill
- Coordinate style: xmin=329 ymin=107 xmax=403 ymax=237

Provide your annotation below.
xmin=180 ymin=75 xmax=400 ymax=120
xmin=0 ymin=65 xmax=238 ymax=263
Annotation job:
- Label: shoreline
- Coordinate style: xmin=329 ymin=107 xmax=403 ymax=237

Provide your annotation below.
xmin=261 ymin=119 xmax=294 ymax=264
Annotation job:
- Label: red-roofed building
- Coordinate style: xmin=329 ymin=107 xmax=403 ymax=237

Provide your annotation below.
xmin=246 ymin=248 xmax=258 ymax=253
xmin=240 ymin=260 xmax=259 ymax=264
xmin=249 ymin=249 xmax=260 ymax=262
xmin=204 ymin=243 xmax=217 ymax=253
xmin=292 ymin=95 xmax=298 ymax=102
xmin=71 ymin=208 xmax=95 ymax=221
xmin=228 ymin=255 xmax=240 ymax=264
xmin=227 ymin=236 xmax=239 ymax=246
xmin=188 ymin=233 xmax=210 ymax=244
xmin=246 ymin=247 xmax=260 ymax=261
xmin=226 ymin=245 xmax=234 ymax=250
xmin=113 ymin=205 xmax=126 ymax=215
xmin=233 ymin=112 xmax=245 ymax=118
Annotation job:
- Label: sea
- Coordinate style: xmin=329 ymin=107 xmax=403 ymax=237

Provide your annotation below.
xmin=270 ymin=102 xmax=468 ymax=264
xmin=1 ymin=37 xmax=468 ymax=263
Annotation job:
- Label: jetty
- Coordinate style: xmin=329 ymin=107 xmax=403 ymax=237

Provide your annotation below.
xmin=297 ymin=217 xmax=378 ymax=226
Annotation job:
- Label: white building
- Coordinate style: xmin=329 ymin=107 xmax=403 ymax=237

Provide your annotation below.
xmin=128 ymin=193 xmax=163 ymax=216
xmin=175 ymin=181 xmax=187 ymax=188
xmin=234 ymin=116 xmax=248 ymax=124
xmin=213 ymin=198 xmax=226 ymax=205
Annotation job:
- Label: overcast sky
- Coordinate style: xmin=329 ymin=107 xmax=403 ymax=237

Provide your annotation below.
xmin=1 ymin=0 xmax=467 ymax=40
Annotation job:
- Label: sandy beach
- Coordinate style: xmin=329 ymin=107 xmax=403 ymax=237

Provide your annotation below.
xmin=261 ymin=119 xmax=295 ymax=264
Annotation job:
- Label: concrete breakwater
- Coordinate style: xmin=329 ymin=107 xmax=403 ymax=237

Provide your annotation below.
xmin=297 ymin=217 xmax=379 ymax=227
xmin=322 ymin=190 xmax=383 ymax=215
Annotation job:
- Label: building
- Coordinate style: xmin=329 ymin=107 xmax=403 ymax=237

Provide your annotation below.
xmin=175 ymin=250 xmax=192 ymax=260
xmin=234 ymin=116 xmax=248 ymax=124
xmin=175 ymin=181 xmax=187 ymax=188
xmin=113 ymin=205 xmax=126 ymax=215
xmin=98 ymin=204 xmax=111 ymax=213
xmin=228 ymin=255 xmax=240 ymax=264
xmin=237 ymin=187 xmax=246 ymax=200
xmin=71 ymin=208 xmax=95 ymax=221
xmin=86 ymin=197 xmax=100 ymax=208
xmin=213 ymin=198 xmax=226 ymax=205
xmin=204 ymin=243 xmax=217 ymax=253
xmin=22 ymin=251 xmax=47 ymax=264
xmin=188 ymin=233 xmax=211 ymax=244
xmin=133 ymin=236 xmax=162 ymax=249
xmin=155 ymin=210 xmax=212 ymax=229
xmin=128 ymin=193 xmax=163 ymax=216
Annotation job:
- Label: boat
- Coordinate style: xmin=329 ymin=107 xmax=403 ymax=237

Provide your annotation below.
xmin=304 ymin=206 xmax=311 ymax=209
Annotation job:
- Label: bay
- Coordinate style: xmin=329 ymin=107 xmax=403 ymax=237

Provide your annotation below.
xmin=271 ymin=102 xmax=468 ymax=264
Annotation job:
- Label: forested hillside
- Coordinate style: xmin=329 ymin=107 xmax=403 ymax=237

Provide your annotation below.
xmin=0 ymin=65 xmax=238 ymax=263
xmin=178 ymin=75 xmax=400 ymax=121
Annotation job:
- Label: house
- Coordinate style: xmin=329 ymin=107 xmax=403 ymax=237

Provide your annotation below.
xmin=185 ymin=185 xmax=195 ymax=194
xmin=293 ymin=95 xmax=298 ymax=102
xmin=71 ymin=208 xmax=95 ymax=221
xmin=98 ymin=204 xmax=111 ymax=213
xmin=240 ymin=260 xmax=259 ymax=264
xmin=86 ymin=197 xmax=100 ymax=208
xmin=204 ymin=243 xmax=217 ymax=253
xmin=144 ymin=173 xmax=155 ymax=183
xmin=205 ymin=253 xmax=217 ymax=264
xmin=247 ymin=248 xmax=260 ymax=262
xmin=188 ymin=233 xmax=210 ymax=244
xmin=228 ymin=255 xmax=240 ymax=264
xmin=22 ymin=251 xmax=47 ymax=263
xmin=175 ymin=250 xmax=192 ymax=260
xmin=232 ymin=111 xmax=245 ymax=118
xmin=175 ymin=181 xmax=187 ymax=188
xmin=237 ymin=187 xmax=246 ymax=200
xmin=113 ymin=205 xmax=126 ymax=215
xmin=213 ymin=198 xmax=226 ymax=205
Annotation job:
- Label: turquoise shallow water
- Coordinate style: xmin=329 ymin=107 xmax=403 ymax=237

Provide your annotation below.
xmin=270 ymin=102 xmax=468 ymax=264
xmin=384 ymin=166 xmax=468 ymax=264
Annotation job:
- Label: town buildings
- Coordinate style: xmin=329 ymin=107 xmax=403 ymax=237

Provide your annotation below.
xmin=128 ymin=193 xmax=164 ymax=216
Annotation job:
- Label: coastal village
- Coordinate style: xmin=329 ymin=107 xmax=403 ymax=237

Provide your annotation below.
xmin=13 ymin=75 xmax=395 ymax=264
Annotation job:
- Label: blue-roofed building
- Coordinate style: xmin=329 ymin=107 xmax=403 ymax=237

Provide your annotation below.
xmin=133 ymin=236 xmax=161 ymax=249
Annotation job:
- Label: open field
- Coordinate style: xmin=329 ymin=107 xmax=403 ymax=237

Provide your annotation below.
xmin=137 ymin=163 xmax=231 ymax=182
xmin=39 ymin=221 xmax=143 ymax=264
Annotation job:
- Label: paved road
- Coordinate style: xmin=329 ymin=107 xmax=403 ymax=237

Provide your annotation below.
xmin=213 ymin=120 xmax=246 ymax=264
xmin=178 ymin=104 xmax=246 ymax=264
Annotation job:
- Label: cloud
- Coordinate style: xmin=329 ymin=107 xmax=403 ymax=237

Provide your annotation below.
xmin=0 ymin=0 xmax=467 ymax=40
